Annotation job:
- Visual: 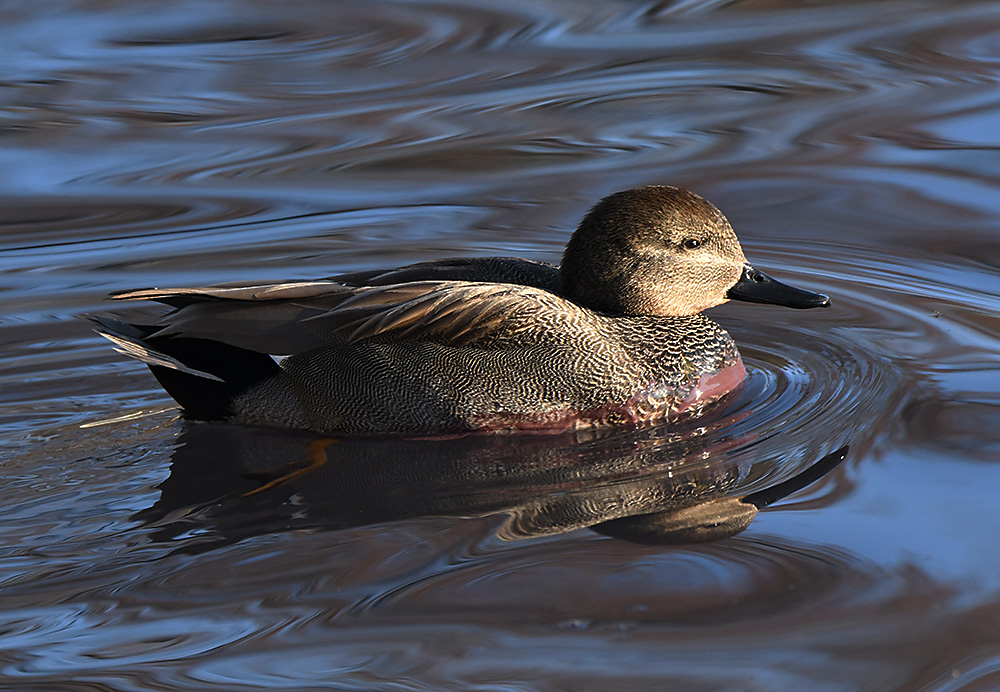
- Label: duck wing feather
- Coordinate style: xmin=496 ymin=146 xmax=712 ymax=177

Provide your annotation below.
xmin=110 ymin=280 xmax=352 ymax=354
xmin=111 ymin=280 xmax=348 ymax=307
xmin=306 ymin=280 xmax=600 ymax=348
xmin=326 ymin=257 xmax=559 ymax=291
xmin=109 ymin=273 xmax=593 ymax=354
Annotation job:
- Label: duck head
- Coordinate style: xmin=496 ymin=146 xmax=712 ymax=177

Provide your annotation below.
xmin=560 ymin=186 xmax=829 ymax=316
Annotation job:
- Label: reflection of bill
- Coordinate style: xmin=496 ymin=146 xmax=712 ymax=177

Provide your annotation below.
xmin=137 ymin=418 xmax=848 ymax=551
xmin=594 ymin=446 xmax=847 ymax=544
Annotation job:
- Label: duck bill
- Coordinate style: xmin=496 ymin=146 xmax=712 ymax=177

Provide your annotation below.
xmin=727 ymin=264 xmax=830 ymax=309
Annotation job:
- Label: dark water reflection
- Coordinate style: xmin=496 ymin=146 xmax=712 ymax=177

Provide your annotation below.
xmin=136 ymin=422 xmax=848 ymax=551
xmin=3 ymin=0 xmax=1000 ymax=690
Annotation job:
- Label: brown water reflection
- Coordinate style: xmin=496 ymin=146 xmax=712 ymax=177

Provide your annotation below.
xmin=2 ymin=0 xmax=1000 ymax=690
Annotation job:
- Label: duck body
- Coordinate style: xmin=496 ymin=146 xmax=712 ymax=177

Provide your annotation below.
xmin=230 ymin=301 xmax=745 ymax=433
xmin=97 ymin=186 xmax=827 ymax=435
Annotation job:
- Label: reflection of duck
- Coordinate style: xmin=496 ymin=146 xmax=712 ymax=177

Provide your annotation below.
xmin=137 ymin=420 xmax=847 ymax=549
xmin=97 ymin=186 xmax=828 ymax=434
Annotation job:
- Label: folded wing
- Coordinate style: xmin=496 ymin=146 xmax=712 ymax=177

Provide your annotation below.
xmin=108 ymin=275 xmax=598 ymax=355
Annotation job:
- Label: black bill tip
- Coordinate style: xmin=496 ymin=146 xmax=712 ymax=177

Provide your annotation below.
xmin=728 ymin=264 xmax=830 ymax=309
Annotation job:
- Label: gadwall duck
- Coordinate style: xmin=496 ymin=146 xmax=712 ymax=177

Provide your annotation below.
xmin=96 ymin=186 xmax=829 ymax=434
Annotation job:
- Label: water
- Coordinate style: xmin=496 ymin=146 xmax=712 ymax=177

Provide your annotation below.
xmin=2 ymin=0 xmax=1000 ymax=689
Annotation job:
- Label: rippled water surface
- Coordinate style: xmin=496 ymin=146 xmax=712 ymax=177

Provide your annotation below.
xmin=3 ymin=0 xmax=1000 ymax=690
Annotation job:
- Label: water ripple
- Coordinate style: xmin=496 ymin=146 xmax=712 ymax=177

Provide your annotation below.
xmin=2 ymin=0 xmax=1000 ymax=689
xmin=4 ymin=0 xmax=999 ymax=199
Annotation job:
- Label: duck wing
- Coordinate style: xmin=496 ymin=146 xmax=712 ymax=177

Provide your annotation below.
xmin=109 ymin=280 xmax=352 ymax=355
xmin=110 ymin=278 xmax=599 ymax=354
xmin=106 ymin=257 xmax=567 ymax=355
xmin=110 ymin=280 xmax=349 ymax=308
xmin=326 ymin=257 xmax=559 ymax=291
xmin=305 ymin=280 xmax=601 ymax=349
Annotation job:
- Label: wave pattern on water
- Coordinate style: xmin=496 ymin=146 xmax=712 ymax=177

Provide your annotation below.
xmin=2 ymin=0 xmax=1000 ymax=690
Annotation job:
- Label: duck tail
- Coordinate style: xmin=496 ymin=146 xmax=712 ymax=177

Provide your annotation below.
xmin=91 ymin=316 xmax=280 ymax=421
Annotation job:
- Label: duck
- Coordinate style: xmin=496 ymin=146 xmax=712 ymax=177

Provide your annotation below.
xmin=95 ymin=186 xmax=829 ymax=435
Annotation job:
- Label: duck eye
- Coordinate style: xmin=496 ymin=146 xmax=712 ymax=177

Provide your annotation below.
xmin=682 ymin=238 xmax=701 ymax=249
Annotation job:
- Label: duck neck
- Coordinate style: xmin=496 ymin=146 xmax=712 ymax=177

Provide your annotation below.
xmin=559 ymin=268 xmax=634 ymax=315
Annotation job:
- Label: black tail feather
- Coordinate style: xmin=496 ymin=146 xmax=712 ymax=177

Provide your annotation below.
xmin=93 ymin=316 xmax=280 ymax=421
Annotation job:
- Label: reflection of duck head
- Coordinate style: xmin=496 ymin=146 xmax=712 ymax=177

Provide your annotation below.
xmin=136 ymin=418 xmax=847 ymax=551
xmin=593 ymin=446 xmax=847 ymax=544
